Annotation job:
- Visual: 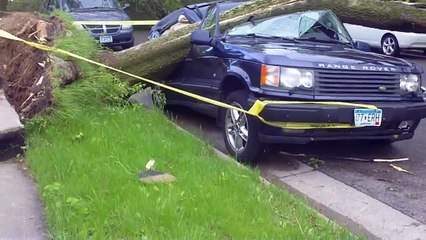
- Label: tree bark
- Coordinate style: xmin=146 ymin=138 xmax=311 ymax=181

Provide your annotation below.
xmin=0 ymin=0 xmax=8 ymax=11
xmin=103 ymin=0 xmax=426 ymax=82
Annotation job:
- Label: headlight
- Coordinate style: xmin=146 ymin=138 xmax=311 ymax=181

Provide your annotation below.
xmin=261 ymin=65 xmax=314 ymax=89
xmin=281 ymin=68 xmax=301 ymax=88
xmin=301 ymin=71 xmax=314 ymax=88
xmin=121 ymin=24 xmax=133 ymax=30
xmin=400 ymin=74 xmax=420 ymax=93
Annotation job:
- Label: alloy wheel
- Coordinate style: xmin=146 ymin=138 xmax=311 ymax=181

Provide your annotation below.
xmin=382 ymin=37 xmax=396 ymax=55
xmin=225 ymin=102 xmax=249 ymax=153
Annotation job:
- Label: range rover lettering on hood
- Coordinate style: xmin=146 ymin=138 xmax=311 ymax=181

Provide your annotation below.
xmin=318 ymin=63 xmax=397 ymax=72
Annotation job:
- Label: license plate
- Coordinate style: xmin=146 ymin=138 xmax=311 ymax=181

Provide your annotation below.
xmin=99 ymin=35 xmax=113 ymax=43
xmin=354 ymin=109 xmax=382 ymax=127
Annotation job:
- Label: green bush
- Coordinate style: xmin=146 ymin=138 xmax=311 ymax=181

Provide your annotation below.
xmin=7 ymin=0 xmax=44 ymax=11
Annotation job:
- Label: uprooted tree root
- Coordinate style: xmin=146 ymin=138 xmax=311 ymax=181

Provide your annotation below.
xmin=0 ymin=12 xmax=64 ymax=119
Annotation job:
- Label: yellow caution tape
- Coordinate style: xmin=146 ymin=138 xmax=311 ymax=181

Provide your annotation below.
xmin=250 ymin=100 xmax=375 ymax=129
xmin=74 ymin=20 xmax=159 ymax=26
xmin=0 ymin=29 xmax=378 ymax=130
xmin=249 ymin=100 xmax=377 ymax=116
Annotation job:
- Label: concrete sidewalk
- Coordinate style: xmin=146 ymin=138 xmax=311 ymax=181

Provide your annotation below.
xmin=0 ymin=163 xmax=46 ymax=239
xmin=0 ymin=90 xmax=23 ymax=138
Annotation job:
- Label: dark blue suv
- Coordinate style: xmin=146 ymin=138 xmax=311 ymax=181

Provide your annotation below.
xmin=165 ymin=5 xmax=426 ymax=163
xmin=44 ymin=0 xmax=134 ymax=49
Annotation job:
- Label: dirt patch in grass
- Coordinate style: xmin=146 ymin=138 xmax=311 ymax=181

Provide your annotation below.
xmin=0 ymin=12 xmax=61 ymax=118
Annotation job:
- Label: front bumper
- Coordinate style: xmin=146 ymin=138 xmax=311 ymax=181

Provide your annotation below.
xmin=249 ymin=98 xmax=426 ymax=144
xmin=92 ymin=28 xmax=134 ymax=48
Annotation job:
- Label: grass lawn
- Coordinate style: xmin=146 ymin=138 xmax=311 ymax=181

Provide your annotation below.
xmin=24 ymin=14 xmax=359 ymax=239
xmin=26 ymin=106 xmax=358 ymax=239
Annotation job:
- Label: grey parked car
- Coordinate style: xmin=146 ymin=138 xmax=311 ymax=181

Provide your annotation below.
xmin=43 ymin=0 xmax=134 ymax=49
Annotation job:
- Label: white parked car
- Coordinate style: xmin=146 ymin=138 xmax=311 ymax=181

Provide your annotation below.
xmin=344 ymin=23 xmax=426 ymax=57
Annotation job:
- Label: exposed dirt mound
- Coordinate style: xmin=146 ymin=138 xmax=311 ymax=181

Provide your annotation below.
xmin=0 ymin=11 xmax=61 ymax=119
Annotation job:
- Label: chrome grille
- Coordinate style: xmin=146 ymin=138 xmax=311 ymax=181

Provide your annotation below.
xmin=315 ymin=70 xmax=400 ymax=97
xmin=83 ymin=24 xmax=121 ymax=34
xmin=106 ymin=25 xmax=121 ymax=34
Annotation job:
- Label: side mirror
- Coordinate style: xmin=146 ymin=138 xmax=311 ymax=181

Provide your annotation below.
xmin=122 ymin=3 xmax=130 ymax=10
xmin=354 ymin=41 xmax=371 ymax=52
xmin=191 ymin=30 xmax=212 ymax=45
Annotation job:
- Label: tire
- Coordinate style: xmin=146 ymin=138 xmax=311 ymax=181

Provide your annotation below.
xmin=381 ymin=34 xmax=400 ymax=57
xmin=222 ymin=90 xmax=263 ymax=163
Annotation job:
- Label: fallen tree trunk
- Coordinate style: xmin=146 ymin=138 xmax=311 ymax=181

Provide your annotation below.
xmin=104 ymin=0 xmax=426 ymax=82
xmin=2 ymin=0 xmax=426 ymax=117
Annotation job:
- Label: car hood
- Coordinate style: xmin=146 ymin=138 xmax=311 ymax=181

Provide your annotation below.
xmin=70 ymin=9 xmax=129 ymax=21
xmin=227 ymin=42 xmax=420 ymax=73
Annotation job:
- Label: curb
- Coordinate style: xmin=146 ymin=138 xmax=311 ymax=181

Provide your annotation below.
xmin=278 ymin=169 xmax=426 ymax=240
xmin=262 ymin=169 xmax=373 ymax=238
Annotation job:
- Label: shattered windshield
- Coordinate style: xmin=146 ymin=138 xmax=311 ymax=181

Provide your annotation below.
xmin=62 ymin=0 xmax=119 ymax=11
xmin=226 ymin=10 xmax=353 ymax=45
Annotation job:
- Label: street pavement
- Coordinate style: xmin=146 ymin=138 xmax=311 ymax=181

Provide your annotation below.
xmin=133 ymin=30 xmax=150 ymax=46
xmin=134 ymin=31 xmax=426 ymax=224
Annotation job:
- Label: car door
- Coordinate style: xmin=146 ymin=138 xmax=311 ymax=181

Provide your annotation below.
xmin=167 ymin=3 xmax=224 ymax=107
xmin=344 ymin=23 xmax=384 ymax=48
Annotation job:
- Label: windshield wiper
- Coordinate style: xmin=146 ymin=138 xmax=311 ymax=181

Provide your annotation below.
xmin=227 ymin=33 xmax=298 ymax=43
